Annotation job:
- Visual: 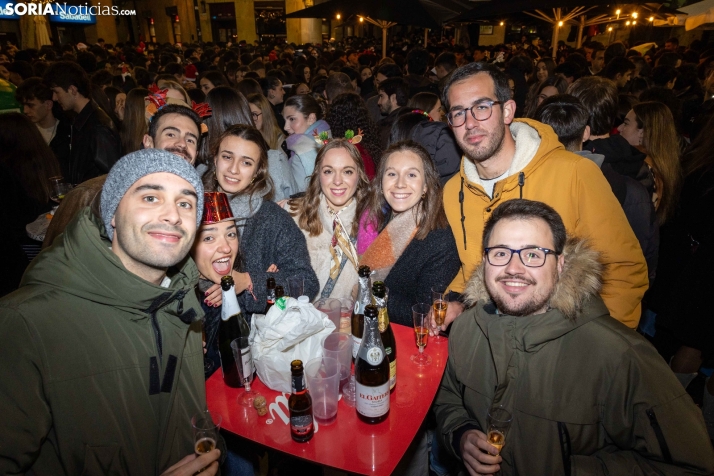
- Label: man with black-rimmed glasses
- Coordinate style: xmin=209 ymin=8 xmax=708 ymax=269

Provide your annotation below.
xmin=432 ymin=61 xmax=648 ymax=333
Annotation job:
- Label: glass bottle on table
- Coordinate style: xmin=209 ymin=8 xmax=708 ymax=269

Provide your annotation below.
xmin=288 ymin=359 xmax=314 ymax=442
xmin=351 ymin=265 xmax=372 ymax=360
xmin=372 ymin=281 xmax=396 ymax=391
xmin=218 ymin=275 xmax=251 ymax=387
xmin=265 ymin=277 xmax=276 ymax=313
xmin=355 ymin=305 xmax=390 ymax=424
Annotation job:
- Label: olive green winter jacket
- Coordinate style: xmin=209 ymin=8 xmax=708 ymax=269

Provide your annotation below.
xmin=434 ymin=238 xmax=714 ymax=475
xmin=0 ymin=207 xmax=206 ymax=475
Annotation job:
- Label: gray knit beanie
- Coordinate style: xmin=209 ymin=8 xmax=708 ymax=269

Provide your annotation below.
xmin=100 ymin=149 xmax=204 ymax=240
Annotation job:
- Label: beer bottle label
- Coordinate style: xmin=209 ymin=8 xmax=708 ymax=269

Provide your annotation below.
xmin=290 ymin=415 xmax=314 ymax=436
xmin=389 ymin=360 xmax=397 ymax=390
xmin=366 ymin=346 xmax=384 ymax=366
xmin=356 ymin=381 xmax=390 ymax=418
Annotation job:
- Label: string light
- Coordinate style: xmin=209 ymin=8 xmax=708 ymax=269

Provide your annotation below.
xmin=633 ymin=20 xmax=637 ymax=25
xmin=558 ymin=20 xmax=563 ymax=27
xmin=626 ymin=20 xmax=631 ymax=25
xmin=632 ymin=12 xmax=638 ymax=19
xmin=649 ymin=16 xmax=654 ymax=22
xmin=616 ymin=9 xmax=621 ymax=15
xmin=500 ymin=21 xmax=504 ymax=26
xmin=359 ymin=17 xmax=363 ymax=22
xmin=608 ymin=26 xmax=613 ymax=31
xmin=336 ymin=13 xmax=341 ymax=20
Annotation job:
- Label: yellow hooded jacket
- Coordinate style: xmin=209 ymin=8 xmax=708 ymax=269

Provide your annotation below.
xmin=444 ymin=119 xmax=648 ymax=328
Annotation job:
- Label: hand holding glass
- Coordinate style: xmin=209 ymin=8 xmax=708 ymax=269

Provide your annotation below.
xmin=486 ymin=406 xmax=512 ymax=455
xmin=431 ymin=286 xmax=450 ymax=343
xmin=191 ymin=410 xmax=221 ymax=456
xmin=411 ymin=303 xmax=432 ymax=365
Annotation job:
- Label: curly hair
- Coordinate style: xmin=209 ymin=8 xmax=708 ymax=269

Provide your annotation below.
xmin=288 ymin=139 xmax=370 ymax=237
xmin=324 ymin=92 xmax=382 ymax=162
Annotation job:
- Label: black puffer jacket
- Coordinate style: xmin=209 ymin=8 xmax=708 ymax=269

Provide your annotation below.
xmin=409 ymin=121 xmax=462 ymax=185
xmin=584 ymin=135 xmax=654 ymax=197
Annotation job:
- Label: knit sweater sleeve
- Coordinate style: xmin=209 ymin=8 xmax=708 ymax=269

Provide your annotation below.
xmin=240 ymin=202 xmax=319 ymax=314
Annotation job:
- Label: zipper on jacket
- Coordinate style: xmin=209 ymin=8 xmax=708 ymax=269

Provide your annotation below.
xmin=557 ymin=422 xmax=572 ymax=476
xmin=646 ymin=408 xmax=673 ymax=464
xmin=151 ymin=313 xmax=163 ymax=363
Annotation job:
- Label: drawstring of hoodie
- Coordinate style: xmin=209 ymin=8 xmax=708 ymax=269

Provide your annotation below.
xmin=459 ymin=172 xmax=527 ymax=251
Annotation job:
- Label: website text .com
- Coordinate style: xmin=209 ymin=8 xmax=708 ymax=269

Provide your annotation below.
xmin=2 ymin=3 xmax=136 ymax=16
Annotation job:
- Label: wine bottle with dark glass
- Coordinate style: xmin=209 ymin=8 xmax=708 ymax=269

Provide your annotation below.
xmin=351 ymin=265 xmax=372 ymax=361
xmin=265 ymin=277 xmax=276 ymax=314
xmin=372 ymin=281 xmax=397 ymax=392
xmin=355 ymin=305 xmax=390 ymax=424
xmin=218 ymin=275 xmax=250 ymax=388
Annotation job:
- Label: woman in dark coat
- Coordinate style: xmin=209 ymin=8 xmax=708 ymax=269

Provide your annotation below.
xmin=202 ymin=124 xmax=319 ymax=319
xmin=357 ymin=140 xmax=460 ymax=326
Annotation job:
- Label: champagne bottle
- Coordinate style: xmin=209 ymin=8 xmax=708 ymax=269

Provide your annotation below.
xmin=265 ymin=277 xmax=276 ymax=314
xmin=372 ymin=281 xmax=397 ymax=391
xmin=355 ymin=305 xmax=390 ymax=424
xmin=288 ymin=360 xmax=314 ymax=442
xmin=218 ymin=275 xmax=251 ymax=388
xmin=351 ymin=265 xmax=372 ymax=361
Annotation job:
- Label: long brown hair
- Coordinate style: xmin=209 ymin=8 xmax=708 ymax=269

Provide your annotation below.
xmin=0 ymin=113 xmax=61 ymax=204
xmin=288 ymin=139 xmax=369 ymax=237
xmin=359 ymin=140 xmax=448 ymax=241
xmin=633 ymin=101 xmax=682 ymax=224
xmin=682 ymin=114 xmax=714 ymax=178
xmin=247 ymin=92 xmax=285 ymax=150
xmin=202 ymin=124 xmax=275 ymax=201
xmin=120 ymin=87 xmax=149 ymax=154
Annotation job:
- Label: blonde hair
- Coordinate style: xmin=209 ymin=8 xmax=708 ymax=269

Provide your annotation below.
xmin=634 ymin=101 xmax=682 ymax=224
xmin=247 ymin=93 xmax=285 ymax=150
xmin=156 ymin=78 xmax=190 ymax=103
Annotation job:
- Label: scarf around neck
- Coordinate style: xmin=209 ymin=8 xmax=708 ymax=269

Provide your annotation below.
xmin=226 ymin=187 xmax=271 ymax=237
xmin=319 ymin=194 xmax=359 ymax=280
xmin=360 ymin=208 xmax=419 ymax=283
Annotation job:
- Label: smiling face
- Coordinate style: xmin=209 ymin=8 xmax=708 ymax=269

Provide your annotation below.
xmin=381 ymin=150 xmax=427 ymax=213
xmin=617 ymin=109 xmax=643 ymax=147
xmin=447 ymin=73 xmax=514 ymax=164
xmin=214 ymin=135 xmax=260 ymax=194
xmin=192 ymin=220 xmax=239 ymax=284
xmin=536 ymin=61 xmax=549 ymax=82
xmin=283 ymin=105 xmax=314 ymax=135
xmin=319 ymin=147 xmax=360 ymax=211
xmin=111 ymin=172 xmax=198 ymax=279
xmin=484 ymin=217 xmax=563 ymax=317
xmin=143 ymin=113 xmax=200 ymax=164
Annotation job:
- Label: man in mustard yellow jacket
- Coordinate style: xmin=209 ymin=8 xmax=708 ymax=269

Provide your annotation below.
xmin=435 ymin=62 xmax=647 ymax=329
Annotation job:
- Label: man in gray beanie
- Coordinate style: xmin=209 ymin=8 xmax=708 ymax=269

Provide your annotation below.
xmin=0 ymin=150 xmax=220 ymax=475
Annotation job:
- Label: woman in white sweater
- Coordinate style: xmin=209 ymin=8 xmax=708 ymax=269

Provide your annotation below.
xmin=286 ymin=139 xmax=369 ymax=300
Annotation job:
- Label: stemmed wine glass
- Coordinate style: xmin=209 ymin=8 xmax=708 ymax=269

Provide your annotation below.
xmin=230 ymin=337 xmax=259 ymax=406
xmin=411 ymin=303 xmax=432 ymax=366
xmin=486 ymin=406 xmax=513 ymax=458
xmin=431 ymin=286 xmax=450 ymax=343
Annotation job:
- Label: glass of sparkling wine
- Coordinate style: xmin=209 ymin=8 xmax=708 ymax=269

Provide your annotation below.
xmin=431 ymin=286 xmax=450 ymax=343
xmin=486 ymin=406 xmax=512 ymax=458
xmin=191 ymin=410 xmax=222 ymax=457
xmin=411 ymin=303 xmax=432 ymax=366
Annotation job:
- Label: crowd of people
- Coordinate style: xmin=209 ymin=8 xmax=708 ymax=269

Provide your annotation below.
xmin=1 ymin=30 xmax=714 ymax=475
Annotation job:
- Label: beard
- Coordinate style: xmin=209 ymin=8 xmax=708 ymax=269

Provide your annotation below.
xmin=486 ymin=271 xmax=557 ymax=317
xmin=459 ymin=121 xmax=506 ymax=164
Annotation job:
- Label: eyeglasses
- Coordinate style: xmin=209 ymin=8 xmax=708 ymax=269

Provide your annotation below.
xmin=446 ymin=100 xmax=502 ymax=127
xmin=251 ymin=112 xmax=262 ymax=120
xmin=484 ymin=247 xmax=558 ymax=268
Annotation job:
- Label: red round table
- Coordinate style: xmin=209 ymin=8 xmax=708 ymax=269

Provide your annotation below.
xmin=206 ymin=323 xmax=448 ymax=475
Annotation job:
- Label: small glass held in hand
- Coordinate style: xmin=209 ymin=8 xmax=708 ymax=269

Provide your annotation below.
xmin=48 ymin=176 xmax=72 ymax=204
xmin=486 ymin=406 xmax=513 ymax=455
xmin=191 ymin=410 xmax=221 ymax=456
xmin=411 ymin=303 xmax=432 ymax=366
xmin=230 ymin=337 xmax=259 ymax=407
xmin=431 ymin=285 xmax=450 ymax=343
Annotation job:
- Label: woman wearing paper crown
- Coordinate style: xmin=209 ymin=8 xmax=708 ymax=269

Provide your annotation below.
xmin=202 ymin=124 xmax=319 ymax=319
xmin=282 ymin=94 xmax=332 ymax=192
xmin=190 ymin=191 xmax=240 ymax=378
xmin=286 ymin=137 xmax=369 ymax=300
xmin=357 ymin=141 xmax=460 ymax=325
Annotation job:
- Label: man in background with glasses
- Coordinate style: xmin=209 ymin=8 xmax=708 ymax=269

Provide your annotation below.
xmin=433 ymin=199 xmax=713 ymax=475
xmin=434 ymin=62 xmax=647 ymax=333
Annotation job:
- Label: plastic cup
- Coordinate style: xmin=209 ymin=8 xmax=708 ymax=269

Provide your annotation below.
xmin=315 ymin=297 xmax=341 ymax=331
xmin=322 ymin=332 xmax=352 ymax=396
xmin=287 ymin=276 xmax=304 ymax=297
xmin=305 ymin=356 xmax=340 ymax=425
xmin=337 ymin=298 xmax=354 ymax=333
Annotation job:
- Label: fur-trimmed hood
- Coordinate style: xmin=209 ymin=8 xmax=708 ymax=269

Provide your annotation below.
xmin=463 ymin=236 xmax=603 ymax=321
